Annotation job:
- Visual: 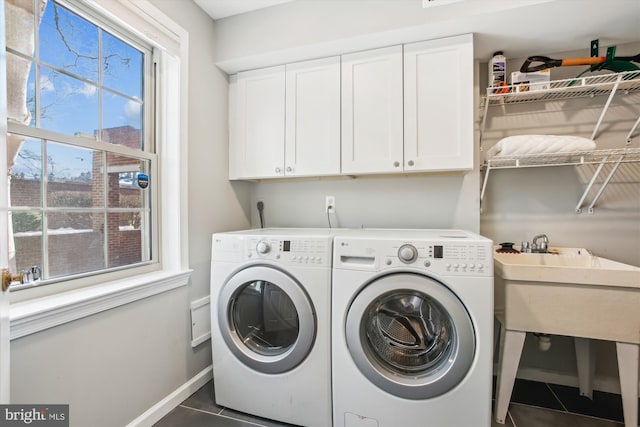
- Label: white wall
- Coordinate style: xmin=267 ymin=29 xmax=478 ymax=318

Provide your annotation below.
xmin=213 ymin=0 xmax=639 ymax=73
xmin=9 ymin=2 xmax=251 ymax=426
xmin=251 ymin=173 xmax=480 ymax=232
xmin=11 ymin=288 xmax=195 ymax=427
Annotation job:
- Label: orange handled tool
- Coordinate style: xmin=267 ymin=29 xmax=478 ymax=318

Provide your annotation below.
xmin=520 ymin=54 xmax=640 ymax=73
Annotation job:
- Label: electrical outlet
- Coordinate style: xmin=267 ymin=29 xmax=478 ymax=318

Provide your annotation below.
xmin=325 ymin=196 xmax=335 ymax=214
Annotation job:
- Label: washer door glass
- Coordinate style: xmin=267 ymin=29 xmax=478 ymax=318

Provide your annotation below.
xmin=219 ymin=266 xmax=316 ymax=374
xmin=346 ymin=273 xmax=475 ymax=399
xmin=364 ymin=291 xmax=453 ymax=374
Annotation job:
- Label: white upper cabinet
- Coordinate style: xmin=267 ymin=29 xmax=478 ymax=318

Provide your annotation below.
xmin=404 ymin=34 xmax=474 ymax=171
xmin=285 ymin=56 xmax=341 ymax=177
xmin=232 ymin=65 xmax=286 ymax=179
xmin=229 ymin=34 xmax=474 ymax=179
xmin=341 ymin=46 xmax=404 ymax=175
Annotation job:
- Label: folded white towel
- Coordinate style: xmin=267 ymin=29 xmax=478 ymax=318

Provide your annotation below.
xmin=487 ymin=135 xmax=596 ymax=157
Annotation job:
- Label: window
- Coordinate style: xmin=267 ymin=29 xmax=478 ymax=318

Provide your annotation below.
xmin=5 ymin=0 xmax=156 ymax=287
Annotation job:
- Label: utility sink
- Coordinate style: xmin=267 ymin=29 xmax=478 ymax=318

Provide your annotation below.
xmin=494 ymin=247 xmax=640 ymax=288
xmin=493 ymin=246 xmax=640 ymax=427
xmin=493 ymin=246 xmax=640 ymax=342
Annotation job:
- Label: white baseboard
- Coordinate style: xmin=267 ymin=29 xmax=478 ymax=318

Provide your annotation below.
xmin=126 ymin=365 xmax=213 ymax=427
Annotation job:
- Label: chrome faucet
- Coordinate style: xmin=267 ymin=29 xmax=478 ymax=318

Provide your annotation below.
xmin=31 ymin=265 xmax=41 ymax=281
xmin=531 ymin=234 xmax=549 ymax=253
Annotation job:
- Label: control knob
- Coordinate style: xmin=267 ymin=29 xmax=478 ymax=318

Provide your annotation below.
xmin=398 ymin=244 xmax=418 ymax=264
xmin=256 ymin=240 xmax=271 ymax=255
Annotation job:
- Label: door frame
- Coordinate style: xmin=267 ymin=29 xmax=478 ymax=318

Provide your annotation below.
xmin=1 ymin=0 xmax=11 ymax=403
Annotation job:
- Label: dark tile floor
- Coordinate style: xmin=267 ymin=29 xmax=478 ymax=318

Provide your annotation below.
xmin=154 ymin=378 xmax=635 ymax=427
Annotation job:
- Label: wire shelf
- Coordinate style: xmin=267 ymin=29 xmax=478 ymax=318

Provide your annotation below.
xmin=479 ymin=71 xmax=640 ymax=214
xmin=484 ymin=70 xmax=640 ymax=105
xmin=482 ymin=148 xmax=640 ymax=170
xmin=480 ymin=148 xmax=640 ymax=214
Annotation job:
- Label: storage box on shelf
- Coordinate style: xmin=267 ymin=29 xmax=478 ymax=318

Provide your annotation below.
xmin=479 ymin=70 xmax=640 ymax=213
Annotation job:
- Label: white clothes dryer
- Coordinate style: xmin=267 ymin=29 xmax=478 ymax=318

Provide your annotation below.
xmin=332 ymin=229 xmax=494 ymax=427
xmin=211 ymin=228 xmax=334 ymax=427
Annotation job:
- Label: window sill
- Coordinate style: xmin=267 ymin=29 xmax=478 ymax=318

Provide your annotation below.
xmin=9 ymin=269 xmax=192 ymax=340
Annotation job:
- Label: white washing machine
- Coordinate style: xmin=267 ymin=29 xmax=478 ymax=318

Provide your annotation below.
xmin=210 ymin=228 xmax=334 ymax=427
xmin=332 ymin=229 xmax=494 ymax=427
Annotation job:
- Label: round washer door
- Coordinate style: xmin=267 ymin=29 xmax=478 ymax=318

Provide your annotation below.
xmin=219 ymin=266 xmax=316 ymax=374
xmin=346 ymin=273 xmax=475 ymax=399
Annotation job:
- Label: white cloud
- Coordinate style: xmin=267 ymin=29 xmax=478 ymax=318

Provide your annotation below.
xmin=77 ymin=82 xmax=97 ymax=97
xmin=40 ymin=74 xmax=55 ymax=92
xmin=124 ymin=98 xmax=141 ymax=121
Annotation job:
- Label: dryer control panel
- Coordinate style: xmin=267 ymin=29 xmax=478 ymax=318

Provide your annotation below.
xmin=244 ymin=236 xmax=333 ymax=267
xmin=335 ymin=237 xmax=493 ymax=277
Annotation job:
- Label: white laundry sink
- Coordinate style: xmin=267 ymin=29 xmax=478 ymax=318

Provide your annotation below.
xmin=493 ymin=247 xmax=640 ymax=427
xmin=494 ymin=246 xmax=640 ymax=342
xmin=494 ymin=247 xmax=640 ymax=288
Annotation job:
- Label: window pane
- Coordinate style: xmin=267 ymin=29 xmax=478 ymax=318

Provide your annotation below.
xmin=39 ymin=66 xmax=99 ymax=136
xmin=9 ymin=137 xmax=43 ymax=207
xmin=102 ymin=31 xmax=143 ymax=99
xmin=106 ymin=154 xmax=150 ymax=269
xmin=39 ymin=1 xmax=99 ymax=82
xmin=46 ymin=142 xmax=102 ymax=208
xmin=101 ymin=94 xmax=142 ymax=148
xmin=5 ymin=0 xmax=36 ymax=56
xmin=47 ymin=211 xmax=105 ymax=277
xmin=107 ymin=154 xmax=147 ymax=208
xmin=107 ymin=212 xmax=149 ymax=268
xmin=11 ymin=211 xmax=43 ymax=275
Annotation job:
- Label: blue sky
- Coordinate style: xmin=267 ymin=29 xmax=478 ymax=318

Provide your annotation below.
xmin=32 ymin=0 xmax=143 ymax=135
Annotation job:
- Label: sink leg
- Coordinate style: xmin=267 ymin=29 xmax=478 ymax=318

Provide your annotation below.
xmin=495 ymin=327 xmax=526 ymax=425
xmin=575 ymin=337 xmax=596 ymax=399
xmin=616 ymin=342 xmax=639 ymax=427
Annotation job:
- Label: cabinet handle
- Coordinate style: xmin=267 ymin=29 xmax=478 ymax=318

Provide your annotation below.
xmin=275 ymin=167 xmax=281 ymax=173
xmin=393 ymin=161 xmax=400 ymax=168
xmin=286 ymin=166 xmax=293 ymax=173
xmin=407 ymin=160 xmax=415 ymax=167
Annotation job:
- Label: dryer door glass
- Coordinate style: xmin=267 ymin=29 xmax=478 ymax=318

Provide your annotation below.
xmin=218 ymin=266 xmax=316 ymax=374
xmin=231 ymin=281 xmax=299 ymax=356
xmin=346 ymin=273 xmax=475 ymax=399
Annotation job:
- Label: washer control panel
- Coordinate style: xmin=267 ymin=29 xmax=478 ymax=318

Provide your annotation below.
xmin=335 ymin=237 xmax=493 ymax=276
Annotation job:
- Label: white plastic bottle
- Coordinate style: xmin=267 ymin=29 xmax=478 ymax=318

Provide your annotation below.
xmin=489 ymin=51 xmax=506 ymax=88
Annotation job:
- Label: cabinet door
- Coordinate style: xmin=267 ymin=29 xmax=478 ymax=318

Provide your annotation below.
xmin=285 ymin=56 xmax=341 ymax=177
xmin=228 ymin=74 xmax=240 ymax=179
xmin=341 ymin=46 xmax=404 ymax=175
xmin=404 ymin=34 xmax=474 ymax=172
xmin=235 ymin=66 xmax=285 ymax=179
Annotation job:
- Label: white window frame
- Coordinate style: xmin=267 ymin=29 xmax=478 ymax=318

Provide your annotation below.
xmin=4 ymin=0 xmax=191 ymax=338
